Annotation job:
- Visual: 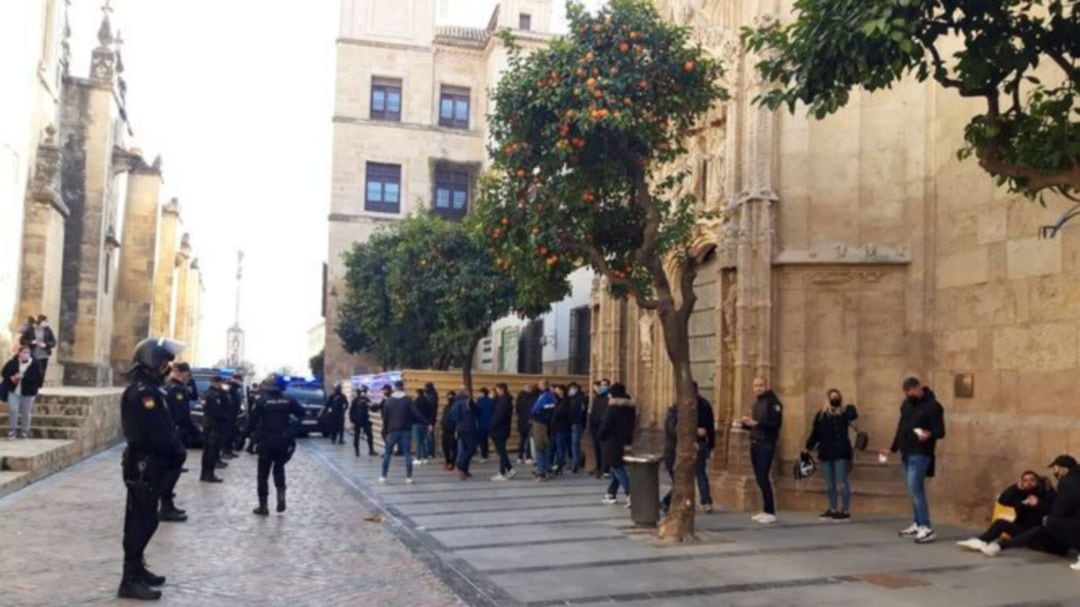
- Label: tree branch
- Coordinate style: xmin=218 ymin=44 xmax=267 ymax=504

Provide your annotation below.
xmin=976 ymin=143 xmax=1080 ymax=194
xmin=565 ymin=242 xmax=660 ymax=310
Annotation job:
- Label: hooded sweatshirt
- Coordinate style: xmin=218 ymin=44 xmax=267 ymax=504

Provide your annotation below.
xmin=382 ymin=391 xmax=414 ymax=434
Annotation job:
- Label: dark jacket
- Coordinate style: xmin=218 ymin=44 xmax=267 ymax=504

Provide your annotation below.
xmin=164 ymin=378 xmax=200 ymax=440
xmin=2 ymin=357 xmax=45 ymax=398
xmin=490 ymin=394 xmax=514 ymax=439
xmin=249 ymin=387 xmax=306 ymax=443
xmin=420 ymin=391 xmax=438 ymax=426
xmin=515 ymin=389 xmax=535 ymax=433
xmin=1049 ymin=469 xmax=1080 ymax=520
xmin=599 ymin=397 xmax=636 ymax=468
xmin=589 ymin=394 xmax=609 ymax=430
xmin=805 ymin=405 xmax=859 ymax=462
xmin=382 ymin=392 xmax=414 ymax=434
xmin=325 ymin=391 xmax=348 ymax=426
xmin=748 ymin=390 xmax=783 ymax=443
xmin=441 ymin=399 xmax=458 ymax=436
xmin=349 ymin=395 xmax=372 ymax=425
xmin=202 ymin=386 xmax=232 ymax=433
xmin=998 ymin=479 xmax=1056 ymax=529
xmin=450 ymin=395 xmax=478 ymax=436
xmin=410 ymin=393 xmax=432 ymax=426
xmin=568 ymin=392 xmax=588 ymax=426
xmin=551 ymin=396 xmax=573 ymax=433
xmin=889 ymin=388 xmax=946 ymax=457
xmin=662 ymin=397 xmax=716 ymax=466
xmin=476 ymin=396 xmax=494 ymax=431
xmin=121 ymin=374 xmax=185 ymax=464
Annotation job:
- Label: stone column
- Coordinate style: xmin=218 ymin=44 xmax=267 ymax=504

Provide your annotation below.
xmin=150 ymin=198 xmax=180 ymax=337
xmin=15 ymin=127 xmax=69 ymax=384
xmin=109 ymin=155 xmax=162 ymax=379
xmin=172 ymin=236 xmax=194 ymax=350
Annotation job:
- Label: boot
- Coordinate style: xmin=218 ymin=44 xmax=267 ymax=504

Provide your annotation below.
xmin=118 ymin=562 xmax=163 ymax=600
xmin=200 ymin=474 xmax=223 ymax=483
xmin=137 ymin=560 xmax=166 ymax=586
xmin=276 ymin=488 xmax=287 ymax=513
xmin=253 ymin=496 xmax=269 ymax=516
xmin=159 ymin=501 xmax=188 ymax=522
xmin=215 ymin=460 xmax=228 ymax=469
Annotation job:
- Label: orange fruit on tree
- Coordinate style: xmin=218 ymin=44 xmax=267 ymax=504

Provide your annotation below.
xmin=684 ymin=60 xmax=696 ymax=72
xmin=619 ymin=42 xmax=630 ymax=53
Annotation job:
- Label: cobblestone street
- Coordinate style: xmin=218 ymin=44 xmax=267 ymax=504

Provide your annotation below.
xmin=5 ymin=439 xmax=1080 ymax=606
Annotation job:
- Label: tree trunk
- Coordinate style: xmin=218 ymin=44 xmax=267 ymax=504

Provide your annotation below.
xmin=656 ymin=308 xmax=699 ymax=542
xmin=460 ymin=338 xmax=479 ymax=395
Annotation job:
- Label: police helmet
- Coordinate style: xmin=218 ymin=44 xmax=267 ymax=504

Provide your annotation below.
xmin=261 ymin=373 xmax=281 ymax=390
xmin=794 ymin=451 xmax=817 ymax=480
xmin=131 ymin=337 xmax=185 ymax=373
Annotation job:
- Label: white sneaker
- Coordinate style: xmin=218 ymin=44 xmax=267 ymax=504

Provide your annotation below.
xmin=412 ymin=459 xmax=423 ymax=466
xmin=1070 ymin=556 xmax=1080 ymax=571
xmin=980 ymin=541 xmax=1002 ymax=557
xmin=624 ymin=499 xmax=632 ymax=509
xmin=751 ymin=513 xmax=766 ymax=522
xmin=914 ymin=527 xmax=937 ymax=544
xmin=491 ymin=474 xmax=507 ymax=482
xmin=525 ymin=459 xmax=534 ymax=465
xmin=702 ymin=504 xmax=714 ymax=513
xmin=756 ymin=513 xmax=778 ymax=525
xmin=478 ymin=457 xmax=488 ymax=463
xmin=898 ymin=523 xmax=920 ymax=537
xmin=405 ymin=477 xmax=415 ymax=485
xmin=505 ymin=468 xmax=517 ymax=480
xmin=601 ymin=495 xmax=617 ymax=505
xmin=378 ymin=477 xmax=387 ymax=484
xmin=957 ymin=538 xmax=987 ymax=552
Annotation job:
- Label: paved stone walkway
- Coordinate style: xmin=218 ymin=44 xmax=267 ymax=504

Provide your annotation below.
xmin=4 ymin=439 xmax=1080 ymax=606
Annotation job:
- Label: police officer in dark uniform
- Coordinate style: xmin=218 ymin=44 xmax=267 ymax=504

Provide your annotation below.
xmin=249 ymin=374 xmax=306 ymax=515
xmin=350 ymin=385 xmax=376 ymax=457
xmin=160 ymin=362 xmax=197 ymax=522
xmin=118 ymin=337 xmax=186 ymax=600
xmin=243 ymin=383 xmax=259 ymax=453
xmin=325 ymin=382 xmax=348 ymax=444
xmin=222 ymin=375 xmax=245 ymax=458
xmin=199 ymin=376 xmax=229 ymax=483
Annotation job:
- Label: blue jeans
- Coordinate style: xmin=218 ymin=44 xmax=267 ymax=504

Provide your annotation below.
xmin=411 ymin=424 xmax=429 ymax=460
xmin=381 ymin=431 xmax=413 ymax=479
xmin=570 ymin=423 xmax=585 ymax=471
xmin=426 ymin=428 xmax=436 ymax=459
xmin=456 ymin=434 xmax=477 ymax=474
xmin=821 ymin=459 xmax=851 ymax=512
xmin=535 ymin=444 xmax=551 ymax=476
xmin=750 ymin=441 xmax=776 ymax=515
xmin=903 ymin=454 xmax=932 ymax=527
xmin=606 ymin=466 xmax=630 ymax=497
xmin=554 ymin=430 xmax=571 ymax=470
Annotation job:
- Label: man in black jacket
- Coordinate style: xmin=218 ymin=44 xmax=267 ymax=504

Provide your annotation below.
xmin=740 ymin=377 xmax=782 ymax=524
xmin=410 ymin=388 xmax=432 ymax=465
xmin=223 ymin=376 xmax=245 ymax=457
xmin=880 ymin=377 xmax=946 ymax=544
xmin=568 ymin=383 xmax=588 ymax=473
xmin=350 ymin=386 xmax=376 ymax=457
xmin=490 ymin=383 xmax=516 ymax=480
xmin=588 ymin=379 xmax=611 ymax=477
xmin=160 ymin=363 xmax=196 ymax=522
xmin=198 ymin=376 xmax=230 ymax=483
xmin=515 ymin=384 xmax=537 ymax=464
xmin=379 ymin=381 xmax=414 ymax=484
xmin=3 ymin=346 xmax=45 ymax=440
xmin=423 ymin=383 xmax=439 ymax=460
xmin=958 ymin=470 xmax=1065 ymax=556
xmin=1044 ymin=455 xmax=1080 ymax=570
xmin=324 ymin=383 xmax=348 ymax=445
xmin=661 ymin=382 xmax=717 ymax=513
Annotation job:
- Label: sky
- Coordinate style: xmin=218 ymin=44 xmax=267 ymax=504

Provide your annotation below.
xmin=67 ymin=0 xmax=602 ymax=375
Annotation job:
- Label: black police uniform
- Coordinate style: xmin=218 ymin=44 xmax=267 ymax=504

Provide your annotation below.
xmin=200 ymin=385 xmax=230 ymax=481
xmin=326 ymin=389 xmax=348 ymax=444
xmin=249 ymin=385 xmax=306 ymax=514
xmin=161 ymin=378 xmax=196 ymax=519
xmin=223 ymin=380 xmax=244 ymax=456
xmin=120 ymin=372 xmax=186 ymax=597
xmin=350 ymin=393 xmax=376 ymax=456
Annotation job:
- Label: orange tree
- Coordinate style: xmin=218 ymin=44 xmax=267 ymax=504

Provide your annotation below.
xmin=474 ymin=0 xmax=726 ymax=541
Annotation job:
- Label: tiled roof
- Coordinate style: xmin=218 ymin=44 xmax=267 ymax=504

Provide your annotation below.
xmin=434 ymin=26 xmax=490 ymax=49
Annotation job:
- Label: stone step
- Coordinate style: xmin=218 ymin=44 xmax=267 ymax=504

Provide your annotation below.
xmin=0 ymin=470 xmax=31 ymax=499
xmin=0 ymin=439 xmax=77 ymax=473
xmin=0 ymin=414 xmax=84 ymax=428
xmin=0 ymin=426 xmax=81 ymax=440
xmin=0 ymin=401 xmax=96 ymax=417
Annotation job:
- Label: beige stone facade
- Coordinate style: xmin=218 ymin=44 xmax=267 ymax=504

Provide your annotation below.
xmin=3 ymin=3 xmax=204 ymax=385
xmin=586 ymin=0 xmax=1080 ymax=524
xmin=325 ymin=0 xmax=555 ymax=382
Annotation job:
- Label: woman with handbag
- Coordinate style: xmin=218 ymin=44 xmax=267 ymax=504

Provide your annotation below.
xmin=802 ymin=389 xmax=859 ymax=521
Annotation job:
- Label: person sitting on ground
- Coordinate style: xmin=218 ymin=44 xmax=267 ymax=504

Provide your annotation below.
xmin=1043 ymin=455 xmax=1080 ymax=570
xmin=958 ymin=470 xmax=1065 ymax=557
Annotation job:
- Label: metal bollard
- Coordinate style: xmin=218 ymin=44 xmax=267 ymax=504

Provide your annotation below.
xmin=625 ymin=454 xmax=662 ymax=526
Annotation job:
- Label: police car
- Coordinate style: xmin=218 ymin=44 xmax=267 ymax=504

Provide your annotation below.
xmin=188 ymin=367 xmax=245 ymax=431
xmin=279 ymin=377 xmax=327 ymax=436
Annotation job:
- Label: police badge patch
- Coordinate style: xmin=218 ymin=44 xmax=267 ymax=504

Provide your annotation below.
xmin=143 ymin=396 xmax=156 ymax=410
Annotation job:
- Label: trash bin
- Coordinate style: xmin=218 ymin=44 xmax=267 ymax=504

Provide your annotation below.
xmin=625 ymin=454 xmax=662 ymax=526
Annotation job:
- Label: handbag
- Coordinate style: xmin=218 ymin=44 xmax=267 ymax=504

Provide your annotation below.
xmin=850 ymin=417 xmax=869 ymax=452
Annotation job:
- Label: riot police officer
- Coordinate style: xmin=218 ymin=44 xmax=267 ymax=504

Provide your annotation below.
xmin=350 ymin=385 xmax=376 ymax=457
xmin=199 ymin=376 xmax=229 ymax=483
xmin=118 ymin=337 xmax=186 ymax=600
xmin=325 ymin=382 xmax=348 ymax=444
xmin=249 ymin=374 xmax=306 ymax=515
xmin=222 ymin=375 xmax=245 ymax=458
xmin=160 ymin=362 xmax=197 ymax=522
